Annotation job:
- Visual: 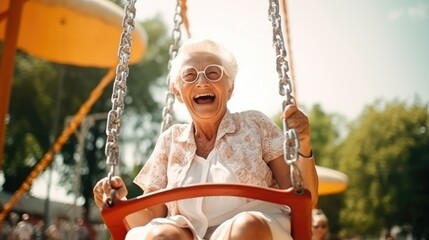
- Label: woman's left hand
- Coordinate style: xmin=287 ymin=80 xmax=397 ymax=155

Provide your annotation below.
xmin=282 ymin=103 xmax=312 ymax=157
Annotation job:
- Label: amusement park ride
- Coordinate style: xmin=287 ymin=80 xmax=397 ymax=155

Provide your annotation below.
xmin=0 ymin=0 xmax=146 ymax=225
xmin=0 ymin=0 xmax=348 ymax=239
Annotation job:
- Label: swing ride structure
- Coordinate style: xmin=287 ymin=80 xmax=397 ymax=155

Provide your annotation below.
xmin=0 ymin=0 xmax=348 ymax=238
xmin=0 ymin=0 xmax=146 ymax=224
xmin=101 ymin=0 xmax=313 ymax=239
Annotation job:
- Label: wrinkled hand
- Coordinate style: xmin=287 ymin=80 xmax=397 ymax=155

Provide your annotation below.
xmin=93 ymin=176 xmax=128 ymax=208
xmin=282 ymin=103 xmax=312 ymax=157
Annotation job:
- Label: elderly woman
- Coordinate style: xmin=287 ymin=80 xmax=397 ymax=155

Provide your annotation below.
xmin=94 ymin=38 xmax=318 ymax=240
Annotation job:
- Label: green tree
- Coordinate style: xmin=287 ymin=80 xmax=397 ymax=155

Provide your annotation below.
xmin=307 ymin=104 xmax=346 ymax=168
xmin=2 ymin=16 xmax=171 ymax=223
xmin=307 ymin=104 xmax=348 ymax=236
xmin=3 ymin=53 xmax=64 ymax=192
xmin=337 ymin=99 xmax=429 ymax=238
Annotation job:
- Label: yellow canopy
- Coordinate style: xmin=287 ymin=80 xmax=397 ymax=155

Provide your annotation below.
xmin=316 ymin=165 xmax=349 ymax=195
xmin=0 ymin=0 xmax=148 ymax=167
xmin=0 ymin=0 xmax=147 ymax=67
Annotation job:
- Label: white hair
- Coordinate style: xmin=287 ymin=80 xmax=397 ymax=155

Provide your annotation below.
xmin=169 ymin=37 xmax=238 ymax=88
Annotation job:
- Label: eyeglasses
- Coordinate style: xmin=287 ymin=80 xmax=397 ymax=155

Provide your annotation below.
xmin=180 ymin=64 xmax=228 ymax=83
xmin=313 ymin=224 xmax=327 ymax=229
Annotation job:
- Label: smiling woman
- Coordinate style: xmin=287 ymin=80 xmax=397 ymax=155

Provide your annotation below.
xmin=94 ymin=1 xmax=319 ymax=239
xmin=96 ymin=36 xmax=318 ymax=240
xmin=169 ymin=40 xmax=236 ymax=125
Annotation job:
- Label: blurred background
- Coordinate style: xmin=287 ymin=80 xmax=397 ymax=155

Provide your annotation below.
xmin=0 ymin=0 xmax=428 ymax=239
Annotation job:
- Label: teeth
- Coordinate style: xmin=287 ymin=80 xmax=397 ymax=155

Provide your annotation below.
xmin=195 ymin=93 xmax=215 ymax=98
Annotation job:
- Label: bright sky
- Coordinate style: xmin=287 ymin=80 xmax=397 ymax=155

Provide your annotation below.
xmin=136 ymin=0 xmax=429 ymax=121
xmin=30 ymin=0 xmax=429 ymax=204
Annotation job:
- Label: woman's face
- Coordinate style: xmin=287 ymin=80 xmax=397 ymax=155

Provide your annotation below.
xmin=172 ymin=52 xmax=233 ymax=122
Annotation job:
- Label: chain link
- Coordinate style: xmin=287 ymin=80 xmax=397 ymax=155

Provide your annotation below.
xmin=104 ymin=0 xmax=303 ymax=197
xmin=160 ymin=0 xmax=183 ymax=132
xmin=268 ymin=0 xmax=303 ymax=192
xmin=104 ymin=0 xmax=183 ymax=205
xmin=104 ymin=0 xmax=136 ymax=205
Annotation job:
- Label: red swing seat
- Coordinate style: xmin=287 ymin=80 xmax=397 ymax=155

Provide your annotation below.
xmin=101 ymin=183 xmax=312 ymax=240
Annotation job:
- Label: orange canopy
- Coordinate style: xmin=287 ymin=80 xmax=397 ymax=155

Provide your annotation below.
xmin=0 ymin=0 xmax=147 ymax=67
xmin=0 ymin=0 xmax=147 ymax=168
xmin=316 ymin=165 xmax=349 ymax=195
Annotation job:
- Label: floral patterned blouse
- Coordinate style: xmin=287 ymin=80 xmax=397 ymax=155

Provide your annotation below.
xmin=133 ymin=110 xmax=284 ymax=215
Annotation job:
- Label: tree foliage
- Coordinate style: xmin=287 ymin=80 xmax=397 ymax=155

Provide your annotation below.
xmin=306 ymin=104 xmax=348 ymax=235
xmin=3 ymin=53 xmax=66 ymax=192
xmin=2 ymin=16 xmax=171 ymax=222
xmin=337 ymin=99 xmax=429 ymax=238
xmin=274 ymin=100 xmax=429 ymax=238
xmin=307 ymin=104 xmax=346 ymax=168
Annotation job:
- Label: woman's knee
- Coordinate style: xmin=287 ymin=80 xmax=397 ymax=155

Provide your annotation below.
xmin=146 ymin=224 xmax=193 ymax=240
xmin=229 ymin=213 xmax=272 ymax=240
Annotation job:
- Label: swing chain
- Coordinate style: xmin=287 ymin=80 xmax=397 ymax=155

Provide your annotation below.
xmin=268 ymin=0 xmax=304 ymax=192
xmin=104 ymin=0 xmax=136 ymax=204
xmin=161 ymin=0 xmax=184 ymax=133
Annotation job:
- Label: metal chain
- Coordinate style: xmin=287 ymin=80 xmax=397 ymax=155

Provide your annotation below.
xmin=160 ymin=0 xmax=184 ymax=133
xmin=268 ymin=0 xmax=304 ymax=192
xmin=104 ymin=0 xmax=136 ymax=206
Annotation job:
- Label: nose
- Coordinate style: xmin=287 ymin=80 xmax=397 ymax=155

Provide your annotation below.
xmin=195 ymin=72 xmax=209 ymax=83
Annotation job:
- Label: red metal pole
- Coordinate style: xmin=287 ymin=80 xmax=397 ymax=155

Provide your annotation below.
xmin=0 ymin=0 xmax=25 ymax=170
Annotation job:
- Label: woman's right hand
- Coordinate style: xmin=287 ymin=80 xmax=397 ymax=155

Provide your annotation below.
xmin=93 ymin=176 xmax=128 ymax=208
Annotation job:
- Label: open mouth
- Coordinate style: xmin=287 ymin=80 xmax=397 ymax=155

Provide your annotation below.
xmin=194 ymin=93 xmax=216 ymax=104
